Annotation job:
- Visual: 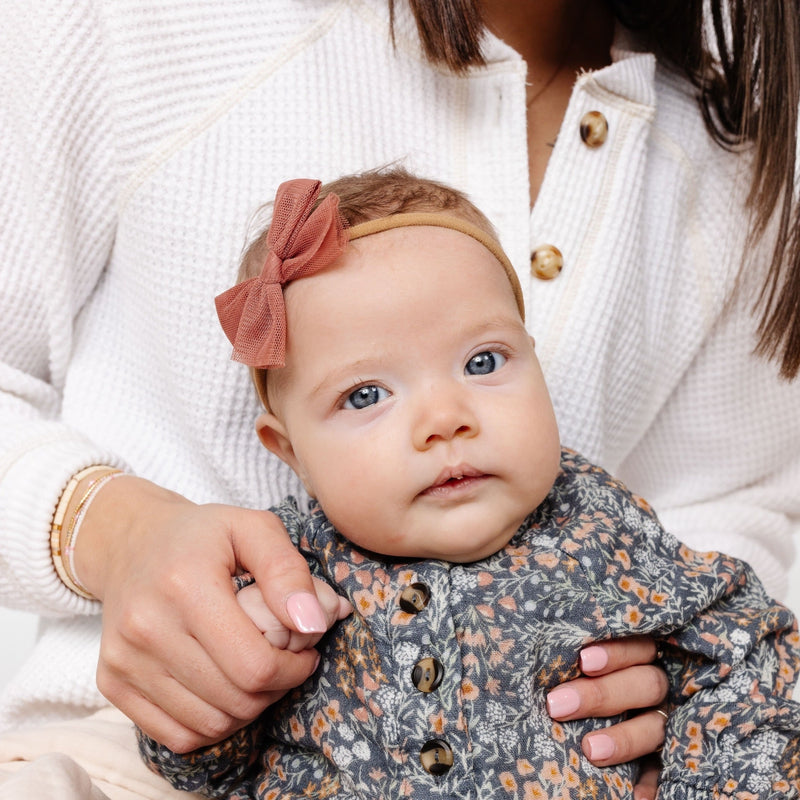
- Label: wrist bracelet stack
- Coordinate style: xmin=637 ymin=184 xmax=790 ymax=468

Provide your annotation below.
xmin=50 ymin=465 xmax=125 ymax=600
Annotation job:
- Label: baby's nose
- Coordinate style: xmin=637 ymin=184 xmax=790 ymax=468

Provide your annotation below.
xmin=412 ymin=385 xmax=479 ymax=450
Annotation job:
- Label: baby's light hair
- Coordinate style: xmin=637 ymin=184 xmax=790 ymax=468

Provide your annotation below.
xmin=238 ymin=166 xmax=497 ymax=283
xmin=238 ymin=167 xmax=503 ymax=409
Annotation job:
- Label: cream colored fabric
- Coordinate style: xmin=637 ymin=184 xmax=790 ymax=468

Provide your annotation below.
xmin=0 ymin=707 xmax=201 ymax=800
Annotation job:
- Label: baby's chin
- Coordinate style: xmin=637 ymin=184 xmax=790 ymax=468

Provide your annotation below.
xmin=358 ymin=528 xmax=521 ymax=564
xmin=431 ymin=537 xmax=517 ymax=564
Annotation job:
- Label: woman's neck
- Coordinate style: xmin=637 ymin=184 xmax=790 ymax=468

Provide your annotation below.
xmin=481 ymin=0 xmax=615 ymax=205
xmin=481 ymin=0 xmax=613 ymax=73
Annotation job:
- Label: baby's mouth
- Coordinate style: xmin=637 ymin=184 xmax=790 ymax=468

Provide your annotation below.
xmin=420 ymin=465 xmax=489 ymax=497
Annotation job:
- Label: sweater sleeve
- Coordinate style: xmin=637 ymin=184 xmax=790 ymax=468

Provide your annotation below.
xmin=616 ymin=266 xmax=800 ymax=603
xmin=0 ymin=0 xmax=129 ymax=616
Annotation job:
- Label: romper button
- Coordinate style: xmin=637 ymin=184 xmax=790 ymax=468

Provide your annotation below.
xmin=579 ymin=110 xmax=608 ymax=147
xmin=399 ymin=582 xmax=431 ymax=614
xmin=530 ymin=244 xmax=563 ymax=280
xmin=411 ymin=657 xmax=444 ymax=693
xmin=420 ymin=739 xmax=454 ymax=775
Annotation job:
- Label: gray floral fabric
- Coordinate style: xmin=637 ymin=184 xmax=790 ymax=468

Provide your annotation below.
xmin=139 ymin=450 xmax=800 ymax=799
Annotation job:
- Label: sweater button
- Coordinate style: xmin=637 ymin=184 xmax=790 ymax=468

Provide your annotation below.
xmin=530 ymin=244 xmax=563 ymax=280
xmin=399 ymin=582 xmax=431 ymax=614
xmin=579 ymin=110 xmax=608 ymax=147
xmin=420 ymin=739 xmax=454 ymax=775
xmin=412 ymin=657 xmax=444 ymax=693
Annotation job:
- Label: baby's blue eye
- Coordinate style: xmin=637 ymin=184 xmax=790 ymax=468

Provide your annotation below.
xmin=465 ymin=351 xmax=506 ymax=375
xmin=344 ymin=385 xmax=389 ymax=410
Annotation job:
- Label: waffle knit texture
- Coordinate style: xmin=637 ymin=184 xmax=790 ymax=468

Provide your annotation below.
xmin=1 ymin=0 xmax=798 ymax=732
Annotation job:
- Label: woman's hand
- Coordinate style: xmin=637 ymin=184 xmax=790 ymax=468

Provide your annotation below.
xmin=546 ymin=637 xmax=668 ymax=800
xmin=73 ymin=475 xmax=342 ymax=754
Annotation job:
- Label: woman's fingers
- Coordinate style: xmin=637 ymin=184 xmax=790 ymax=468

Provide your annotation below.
xmin=581 ymin=708 xmax=668 ymax=765
xmin=238 ymin=576 xmax=353 ymax=652
xmin=233 ymin=509 xmax=330 ymax=635
xmin=88 ymin=480 xmax=336 ymax=752
xmin=99 ymin=588 xmax=322 ymax=751
xmin=104 ymin=669 xmax=248 ymax=754
xmin=579 ymin=637 xmax=658 ymax=675
xmin=98 ymin=598 xmax=268 ymax=747
xmin=547 ymin=663 xmax=668 ymax=721
xmin=547 ymin=638 xmax=669 ymax=768
xmin=633 ymin=759 xmax=661 ymax=800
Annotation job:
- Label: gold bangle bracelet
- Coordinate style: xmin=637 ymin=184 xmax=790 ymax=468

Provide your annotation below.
xmin=62 ymin=470 xmax=124 ymax=598
xmin=50 ymin=466 xmax=121 ymax=600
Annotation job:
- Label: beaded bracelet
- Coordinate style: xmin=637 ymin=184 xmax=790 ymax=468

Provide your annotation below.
xmin=50 ymin=466 xmax=123 ymax=600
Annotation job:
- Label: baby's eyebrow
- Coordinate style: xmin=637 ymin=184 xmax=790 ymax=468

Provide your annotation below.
xmin=310 ymin=356 xmax=386 ymax=398
xmin=450 ymin=315 xmax=528 ymax=341
xmin=308 ymin=315 xmax=526 ymax=397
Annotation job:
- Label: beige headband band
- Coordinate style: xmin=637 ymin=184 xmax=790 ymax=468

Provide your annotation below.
xmin=347 ymin=212 xmax=525 ymax=321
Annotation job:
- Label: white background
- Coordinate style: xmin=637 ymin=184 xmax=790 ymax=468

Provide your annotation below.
xmin=2 ymin=560 xmax=800 ymax=692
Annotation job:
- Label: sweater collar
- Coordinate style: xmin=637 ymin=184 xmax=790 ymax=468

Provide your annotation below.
xmin=480 ymin=22 xmax=657 ymax=110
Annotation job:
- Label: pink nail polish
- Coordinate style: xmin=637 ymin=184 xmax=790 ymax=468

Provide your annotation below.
xmin=580 ymin=645 xmax=609 ymax=673
xmin=546 ymin=686 xmax=580 ymax=718
xmin=585 ymin=733 xmax=615 ymax=762
xmin=286 ymin=592 xmax=327 ymax=633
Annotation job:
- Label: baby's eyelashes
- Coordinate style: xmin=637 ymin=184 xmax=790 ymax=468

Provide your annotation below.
xmin=343 ymin=384 xmax=390 ymax=410
xmin=465 ymin=349 xmax=507 ymax=376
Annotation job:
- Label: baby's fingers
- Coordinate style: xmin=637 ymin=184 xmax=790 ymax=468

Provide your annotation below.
xmin=239 ymin=577 xmax=352 ymax=652
xmin=314 ymin=578 xmax=353 ymax=624
xmin=284 ymin=579 xmax=352 ymax=652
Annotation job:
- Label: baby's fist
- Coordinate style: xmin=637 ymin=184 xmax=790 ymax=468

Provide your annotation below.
xmin=237 ymin=577 xmax=352 ymax=651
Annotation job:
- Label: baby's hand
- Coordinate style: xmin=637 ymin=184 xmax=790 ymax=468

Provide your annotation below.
xmin=237 ymin=577 xmax=352 ymax=652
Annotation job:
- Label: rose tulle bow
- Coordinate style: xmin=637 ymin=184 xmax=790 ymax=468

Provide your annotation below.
xmin=215 ymin=178 xmax=347 ymax=368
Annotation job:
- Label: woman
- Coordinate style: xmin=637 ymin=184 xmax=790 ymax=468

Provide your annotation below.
xmin=0 ymin=0 xmax=797 ymax=796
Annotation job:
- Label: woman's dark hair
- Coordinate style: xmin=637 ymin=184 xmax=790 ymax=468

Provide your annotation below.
xmin=390 ymin=0 xmax=800 ymax=379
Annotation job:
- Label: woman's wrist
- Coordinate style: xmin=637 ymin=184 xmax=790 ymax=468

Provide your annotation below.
xmin=51 ymin=466 xmax=122 ymax=599
xmin=69 ymin=473 xmax=191 ymax=601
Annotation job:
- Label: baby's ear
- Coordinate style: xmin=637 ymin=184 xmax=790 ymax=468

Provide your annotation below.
xmin=255 ymin=413 xmax=315 ymax=496
xmin=255 ymin=412 xmax=296 ymax=464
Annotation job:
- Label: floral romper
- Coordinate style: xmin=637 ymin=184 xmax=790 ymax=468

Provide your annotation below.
xmin=139 ymin=450 xmax=800 ymax=799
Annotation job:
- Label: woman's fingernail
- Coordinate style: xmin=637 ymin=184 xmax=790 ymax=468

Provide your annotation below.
xmin=286 ymin=592 xmax=327 ymax=633
xmin=580 ymin=645 xmax=609 ymax=673
xmin=584 ymin=733 xmax=616 ymax=762
xmin=546 ymin=686 xmax=581 ymax=718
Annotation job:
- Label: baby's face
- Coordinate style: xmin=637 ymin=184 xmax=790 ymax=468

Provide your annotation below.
xmin=259 ymin=225 xmax=561 ymax=562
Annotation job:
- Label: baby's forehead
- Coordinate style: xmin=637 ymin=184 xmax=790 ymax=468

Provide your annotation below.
xmin=285 ymin=233 xmax=522 ymax=337
xmin=350 ymin=222 xmax=519 ymax=294
xmin=293 ymin=226 xmax=513 ymax=305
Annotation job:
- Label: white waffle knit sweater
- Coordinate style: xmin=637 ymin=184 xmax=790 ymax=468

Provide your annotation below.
xmin=1 ymin=0 xmax=798 ymax=732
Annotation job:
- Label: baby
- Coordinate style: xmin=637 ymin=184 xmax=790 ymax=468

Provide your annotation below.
xmin=139 ymin=169 xmax=800 ymax=799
